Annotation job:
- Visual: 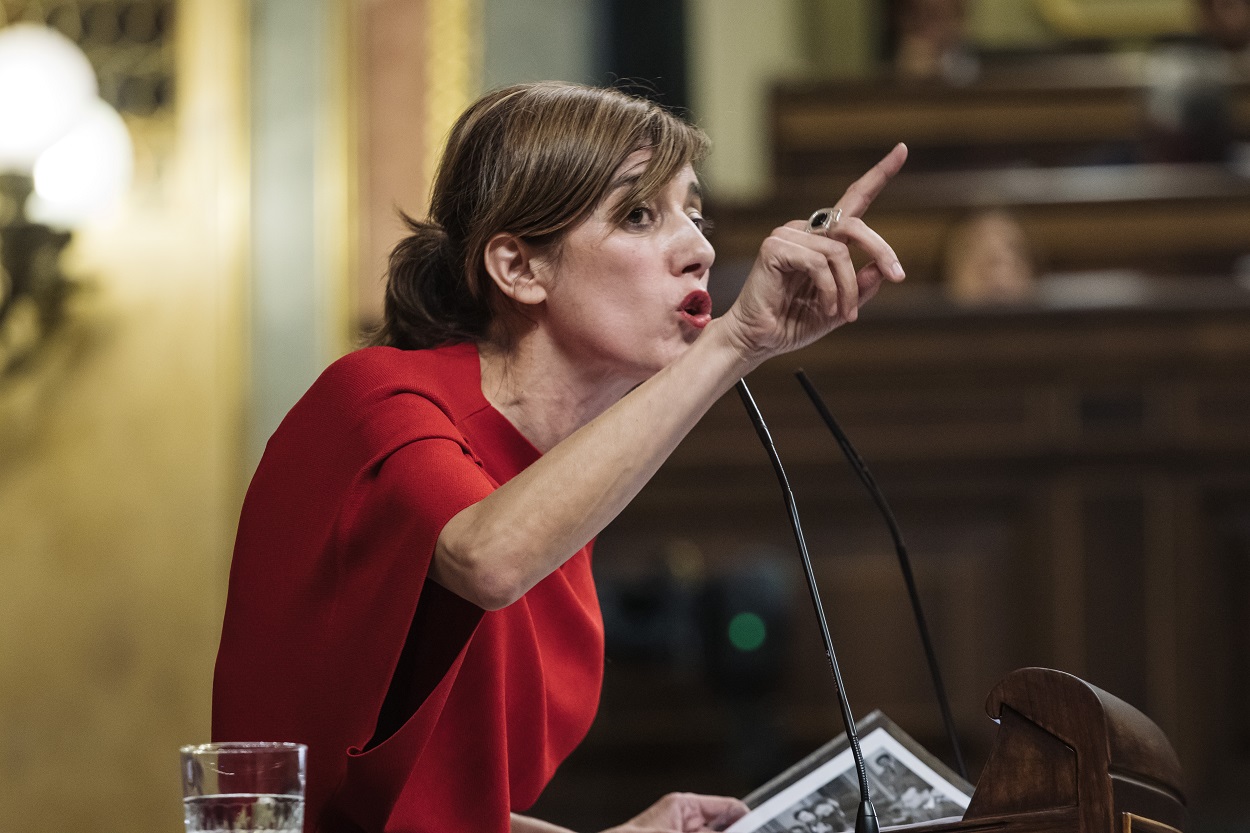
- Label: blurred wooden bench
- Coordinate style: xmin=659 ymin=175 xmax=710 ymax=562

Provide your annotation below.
xmin=707 ymin=161 xmax=1250 ymax=283
xmin=770 ymin=53 xmax=1250 ymax=180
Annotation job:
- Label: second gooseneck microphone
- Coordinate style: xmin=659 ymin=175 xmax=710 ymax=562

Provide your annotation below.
xmin=795 ymin=369 xmax=968 ymax=781
xmin=735 ymin=379 xmax=879 ymax=833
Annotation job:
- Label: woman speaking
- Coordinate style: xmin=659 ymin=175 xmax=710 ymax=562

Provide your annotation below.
xmin=212 ymin=81 xmax=907 ymax=833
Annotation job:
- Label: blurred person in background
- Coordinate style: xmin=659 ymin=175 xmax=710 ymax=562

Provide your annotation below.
xmin=942 ymin=208 xmax=1037 ymax=305
xmin=1197 ymin=0 xmax=1250 ymax=56
xmin=1144 ymin=0 xmax=1250 ymax=162
xmin=888 ymin=0 xmax=978 ymax=84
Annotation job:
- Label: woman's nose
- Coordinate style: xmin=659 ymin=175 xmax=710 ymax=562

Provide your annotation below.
xmin=675 ymin=219 xmax=715 ymax=277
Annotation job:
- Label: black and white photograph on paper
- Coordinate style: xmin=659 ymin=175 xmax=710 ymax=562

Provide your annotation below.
xmin=725 ymin=711 xmax=973 ymax=833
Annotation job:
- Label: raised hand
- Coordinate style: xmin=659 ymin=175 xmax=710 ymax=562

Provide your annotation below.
xmin=720 ymin=143 xmax=908 ymax=363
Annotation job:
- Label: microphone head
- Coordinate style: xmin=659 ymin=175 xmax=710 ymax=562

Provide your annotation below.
xmin=855 ymin=799 xmax=880 ymax=833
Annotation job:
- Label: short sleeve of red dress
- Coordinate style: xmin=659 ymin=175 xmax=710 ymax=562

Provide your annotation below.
xmin=211 ymin=344 xmax=604 ymax=833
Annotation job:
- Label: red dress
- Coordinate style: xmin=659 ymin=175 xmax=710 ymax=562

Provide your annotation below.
xmin=212 ymin=342 xmax=605 ymax=833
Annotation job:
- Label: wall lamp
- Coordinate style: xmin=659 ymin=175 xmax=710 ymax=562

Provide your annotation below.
xmin=0 ymin=21 xmax=132 ymax=377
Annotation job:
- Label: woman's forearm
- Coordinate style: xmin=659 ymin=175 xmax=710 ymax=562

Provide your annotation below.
xmin=431 ymin=318 xmax=758 ymax=610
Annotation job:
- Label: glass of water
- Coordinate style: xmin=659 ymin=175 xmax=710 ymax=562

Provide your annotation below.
xmin=181 ymin=742 xmax=307 ymax=832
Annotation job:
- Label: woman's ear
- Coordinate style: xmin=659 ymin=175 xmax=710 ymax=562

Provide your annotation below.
xmin=483 ymin=233 xmax=547 ymax=306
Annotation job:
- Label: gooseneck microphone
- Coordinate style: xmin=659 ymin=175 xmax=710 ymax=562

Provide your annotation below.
xmin=794 ymin=369 xmax=968 ymax=781
xmin=735 ymin=379 xmax=879 ymax=833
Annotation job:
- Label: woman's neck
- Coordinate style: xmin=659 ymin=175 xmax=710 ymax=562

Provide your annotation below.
xmin=477 ymin=334 xmax=638 ymax=453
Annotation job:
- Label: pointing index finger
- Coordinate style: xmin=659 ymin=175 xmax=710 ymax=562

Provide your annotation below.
xmin=838 ymin=142 xmax=908 ymax=219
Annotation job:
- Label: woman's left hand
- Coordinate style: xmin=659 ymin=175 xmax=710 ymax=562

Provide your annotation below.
xmin=602 ymin=792 xmax=750 ymax=832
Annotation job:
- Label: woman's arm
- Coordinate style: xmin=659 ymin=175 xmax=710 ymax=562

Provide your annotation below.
xmin=433 ymin=145 xmax=908 ymax=610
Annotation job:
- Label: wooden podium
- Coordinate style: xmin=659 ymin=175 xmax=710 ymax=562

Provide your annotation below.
xmin=911 ymin=667 xmax=1185 ymax=833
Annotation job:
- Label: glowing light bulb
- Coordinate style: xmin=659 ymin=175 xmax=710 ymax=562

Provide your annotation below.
xmin=29 ymin=98 xmax=133 ymax=227
xmin=0 ymin=23 xmax=98 ymax=170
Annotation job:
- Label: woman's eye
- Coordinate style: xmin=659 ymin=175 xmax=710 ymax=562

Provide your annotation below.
xmin=691 ymin=213 xmax=713 ymax=235
xmin=625 ymin=206 xmax=653 ymax=227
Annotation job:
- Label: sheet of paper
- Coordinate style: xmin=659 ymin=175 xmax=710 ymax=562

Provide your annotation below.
xmin=726 ymin=727 xmax=970 ymax=833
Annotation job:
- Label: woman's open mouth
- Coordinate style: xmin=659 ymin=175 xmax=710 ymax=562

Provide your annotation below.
xmin=678 ymin=290 xmax=712 ymax=329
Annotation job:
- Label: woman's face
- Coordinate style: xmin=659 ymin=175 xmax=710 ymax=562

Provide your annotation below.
xmin=531 ymin=151 xmax=715 ymax=386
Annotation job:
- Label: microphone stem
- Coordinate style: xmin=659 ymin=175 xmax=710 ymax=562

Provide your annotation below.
xmin=795 ymin=370 xmax=969 ymax=782
xmin=735 ymin=380 xmax=877 ymax=827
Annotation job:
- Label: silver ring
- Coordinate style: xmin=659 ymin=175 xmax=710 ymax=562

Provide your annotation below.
xmin=807 ymin=207 xmax=842 ymax=235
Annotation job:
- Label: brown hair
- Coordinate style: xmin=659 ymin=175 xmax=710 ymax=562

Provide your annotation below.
xmin=370 ymin=82 xmax=710 ymax=350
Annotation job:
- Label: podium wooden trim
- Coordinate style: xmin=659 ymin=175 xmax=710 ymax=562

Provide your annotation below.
xmin=891 ymin=668 xmax=1186 ymax=833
